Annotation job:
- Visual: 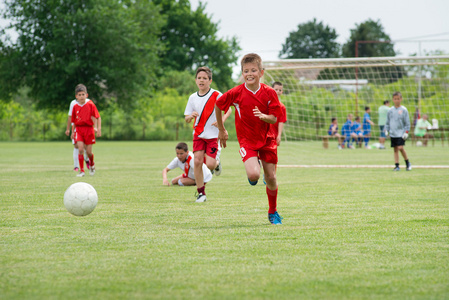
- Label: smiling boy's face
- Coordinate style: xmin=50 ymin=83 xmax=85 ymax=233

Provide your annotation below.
xmin=242 ymin=62 xmax=264 ymax=88
xmin=195 ymin=71 xmax=212 ymax=94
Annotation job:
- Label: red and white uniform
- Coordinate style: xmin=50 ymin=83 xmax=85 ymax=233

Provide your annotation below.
xmin=68 ymin=99 xmax=90 ymax=144
xmin=184 ymin=88 xmax=222 ymax=139
xmin=166 ymin=152 xmax=212 ymax=183
xmin=71 ymin=101 xmax=100 ymax=145
xmin=216 ymin=83 xmax=281 ymax=163
xmin=270 ymin=101 xmax=287 ymax=138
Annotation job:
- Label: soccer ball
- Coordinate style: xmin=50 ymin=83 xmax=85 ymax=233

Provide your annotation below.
xmin=416 ymin=141 xmax=423 ymax=147
xmin=64 ymin=182 xmax=98 ymax=216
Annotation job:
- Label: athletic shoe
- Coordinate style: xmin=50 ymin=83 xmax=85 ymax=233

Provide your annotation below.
xmin=214 ymin=159 xmax=222 ymax=176
xmin=338 ymin=145 xmax=342 ymax=150
xmin=268 ymin=211 xmax=283 ymax=225
xmin=379 ymin=145 xmax=386 ymax=149
xmin=89 ymin=165 xmax=95 ymax=176
xmin=77 ymin=171 xmax=85 ymax=177
xmin=74 ymin=167 xmax=79 ymax=172
xmin=263 ymin=173 xmax=266 ymax=185
xmin=195 ymin=193 xmax=206 ymax=203
xmin=248 ymin=178 xmax=258 ymax=186
xmin=349 ymin=145 xmax=355 ymax=149
xmin=86 ymin=160 xmax=90 ymax=170
xmin=406 ymin=163 xmax=412 ymax=171
xmin=393 ymin=167 xmax=400 ymax=171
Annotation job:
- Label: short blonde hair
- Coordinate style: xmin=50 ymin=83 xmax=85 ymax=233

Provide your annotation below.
xmin=241 ymin=53 xmax=263 ymax=71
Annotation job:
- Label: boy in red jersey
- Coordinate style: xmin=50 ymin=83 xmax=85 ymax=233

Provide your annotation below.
xmin=184 ymin=67 xmax=232 ymax=203
xmin=70 ymin=84 xmax=101 ymax=177
xmin=214 ymin=53 xmax=283 ymax=225
xmin=271 ymin=81 xmax=287 ymax=146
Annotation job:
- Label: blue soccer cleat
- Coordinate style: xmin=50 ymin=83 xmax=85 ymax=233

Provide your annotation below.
xmin=248 ymin=178 xmax=258 ymax=186
xmin=268 ymin=211 xmax=283 ymax=225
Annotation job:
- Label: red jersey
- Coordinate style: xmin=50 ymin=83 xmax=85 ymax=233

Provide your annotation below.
xmin=71 ymin=101 xmax=100 ymax=127
xmin=270 ymin=102 xmax=287 ymax=138
xmin=216 ymin=83 xmax=281 ymax=149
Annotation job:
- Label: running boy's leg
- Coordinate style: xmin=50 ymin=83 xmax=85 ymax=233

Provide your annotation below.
xmin=77 ymin=141 xmax=86 ymax=176
xmin=244 ymin=157 xmax=261 ymax=185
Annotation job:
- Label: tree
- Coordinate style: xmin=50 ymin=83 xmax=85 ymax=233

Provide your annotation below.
xmin=342 ymin=19 xmax=396 ymax=58
xmin=279 ymin=18 xmax=339 ymax=59
xmin=154 ymin=0 xmax=240 ymax=91
xmin=0 ymin=0 xmax=164 ymax=110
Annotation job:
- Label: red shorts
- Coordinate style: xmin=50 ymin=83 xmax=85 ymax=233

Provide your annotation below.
xmin=193 ymin=136 xmax=219 ymax=159
xmin=239 ymin=137 xmax=278 ymax=164
xmin=74 ymin=126 xmax=96 ymax=145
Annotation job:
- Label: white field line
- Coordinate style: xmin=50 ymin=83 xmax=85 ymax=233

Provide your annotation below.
xmin=278 ymin=165 xmax=449 ymax=169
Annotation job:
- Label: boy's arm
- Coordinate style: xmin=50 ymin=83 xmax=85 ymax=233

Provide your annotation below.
xmin=277 ymin=122 xmax=284 ymax=146
xmin=185 ymin=112 xmax=199 ymax=123
xmin=97 ymin=117 xmax=101 ymax=137
xmin=65 ymin=116 xmax=72 ymax=136
xmin=215 ymin=104 xmax=228 ymax=148
xmin=253 ymin=106 xmax=277 ymax=124
xmin=162 ymin=167 xmax=171 ymax=186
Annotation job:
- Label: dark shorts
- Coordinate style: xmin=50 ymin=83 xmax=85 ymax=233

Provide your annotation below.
xmin=391 ymin=137 xmax=405 ymax=148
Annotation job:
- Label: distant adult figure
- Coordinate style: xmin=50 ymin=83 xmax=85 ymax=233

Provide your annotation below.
xmin=378 ymin=100 xmax=390 ymax=149
xmin=414 ymin=114 xmax=433 ymax=146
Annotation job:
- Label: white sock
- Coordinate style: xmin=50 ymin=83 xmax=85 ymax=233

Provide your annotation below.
xmin=84 ymin=153 xmax=89 ymax=162
xmin=73 ymin=148 xmax=79 ymax=168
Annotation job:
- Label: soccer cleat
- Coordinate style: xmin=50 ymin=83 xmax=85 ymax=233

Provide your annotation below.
xmin=86 ymin=160 xmax=90 ymax=170
xmin=268 ymin=211 xmax=283 ymax=225
xmin=195 ymin=193 xmax=207 ymax=203
xmin=393 ymin=167 xmax=400 ymax=171
xmin=89 ymin=165 xmax=95 ymax=176
xmin=263 ymin=174 xmax=266 ymax=185
xmin=406 ymin=163 xmax=412 ymax=171
xmin=74 ymin=167 xmax=79 ymax=172
xmin=248 ymin=178 xmax=258 ymax=186
xmin=77 ymin=171 xmax=85 ymax=177
xmin=214 ymin=159 xmax=222 ymax=176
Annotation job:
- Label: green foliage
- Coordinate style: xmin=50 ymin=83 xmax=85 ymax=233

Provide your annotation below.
xmin=280 ymin=18 xmax=340 ymax=59
xmin=342 ymin=19 xmax=396 ymax=58
xmin=154 ymin=0 xmax=240 ymax=91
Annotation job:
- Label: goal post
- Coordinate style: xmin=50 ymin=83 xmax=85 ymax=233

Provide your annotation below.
xmin=262 ymin=55 xmax=449 ymax=145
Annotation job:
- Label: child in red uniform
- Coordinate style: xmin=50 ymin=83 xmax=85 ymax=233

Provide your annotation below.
xmin=215 ymin=53 xmax=283 ymax=225
xmin=70 ymin=84 xmax=101 ymax=177
xmin=271 ymin=81 xmax=287 ymax=146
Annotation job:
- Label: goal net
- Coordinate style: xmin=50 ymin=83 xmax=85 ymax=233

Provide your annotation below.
xmin=262 ymin=55 xmax=449 ymax=166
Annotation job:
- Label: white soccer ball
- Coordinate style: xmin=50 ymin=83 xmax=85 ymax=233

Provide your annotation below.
xmin=64 ymin=182 xmax=98 ymax=216
xmin=416 ymin=141 xmax=423 ymax=147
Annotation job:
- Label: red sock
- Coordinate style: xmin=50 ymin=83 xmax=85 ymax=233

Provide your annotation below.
xmin=266 ymin=186 xmax=278 ymax=214
xmin=89 ymin=153 xmax=94 ymax=166
xmin=197 ymin=186 xmax=205 ymax=195
xmin=78 ymin=154 xmax=84 ymax=172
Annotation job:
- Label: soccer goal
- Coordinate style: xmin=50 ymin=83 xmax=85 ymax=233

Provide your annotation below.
xmin=263 ymin=55 xmax=449 ymax=147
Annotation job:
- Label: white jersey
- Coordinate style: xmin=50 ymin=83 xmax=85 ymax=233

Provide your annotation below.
xmin=68 ymin=98 xmax=90 ymax=116
xmin=166 ymin=152 xmax=212 ymax=183
xmin=184 ymin=88 xmax=222 ymax=139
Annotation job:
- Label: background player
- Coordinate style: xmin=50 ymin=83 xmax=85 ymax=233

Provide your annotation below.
xmin=362 ymin=106 xmax=375 ymax=149
xmin=162 ymin=142 xmax=212 ymax=189
xmin=378 ymin=100 xmax=390 ymax=149
xmin=71 ymin=84 xmax=101 ymax=177
xmin=184 ymin=66 xmax=231 ymax=202
xmin=385 ymin=91 xmax=411 ymax=171
xmin=65 ymin=98 xmax=90 ymax=171
xmin=215 ymin=53 xmax=283 ymax=225
xmin=271 ymin=81 xmax=287 ymax=146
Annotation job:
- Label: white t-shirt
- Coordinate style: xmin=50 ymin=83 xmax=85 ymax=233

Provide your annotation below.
xmin=166 ymin=152 xmax=212 ymax=183
xmin=184 ymin=88 xmax=222 ymax=139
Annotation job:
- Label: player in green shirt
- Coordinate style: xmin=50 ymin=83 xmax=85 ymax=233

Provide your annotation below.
xmin=378 ymin=100 xmax=390 ymax=149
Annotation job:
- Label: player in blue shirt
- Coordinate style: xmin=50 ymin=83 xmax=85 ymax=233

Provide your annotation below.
xmin=341 ymin=114 xmax=355 ymax=149
xmin=362 ymin=106 xmax=375 ymax=148
xmin=352 ymin=116 xmax=363 ymax=147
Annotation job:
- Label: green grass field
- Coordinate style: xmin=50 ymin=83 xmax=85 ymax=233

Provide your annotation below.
xmin=1 ymin=141 xmax=448 ymax=299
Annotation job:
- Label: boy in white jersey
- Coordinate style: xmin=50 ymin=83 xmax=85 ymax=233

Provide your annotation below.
xmin=162 ymin=142 xmax=212 ymax=191
xmin=65 ymin=97 xmax=90 ymax=171
xmin=184 ymin=66 xmax=231 ymax=202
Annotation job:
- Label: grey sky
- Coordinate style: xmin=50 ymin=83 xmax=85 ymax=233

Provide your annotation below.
xmin=190 ymin=0 xmax=449 ymax=63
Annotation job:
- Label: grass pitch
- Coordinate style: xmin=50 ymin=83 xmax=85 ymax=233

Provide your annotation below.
xmin=1 ymin=141 xmax=448 ymax=299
